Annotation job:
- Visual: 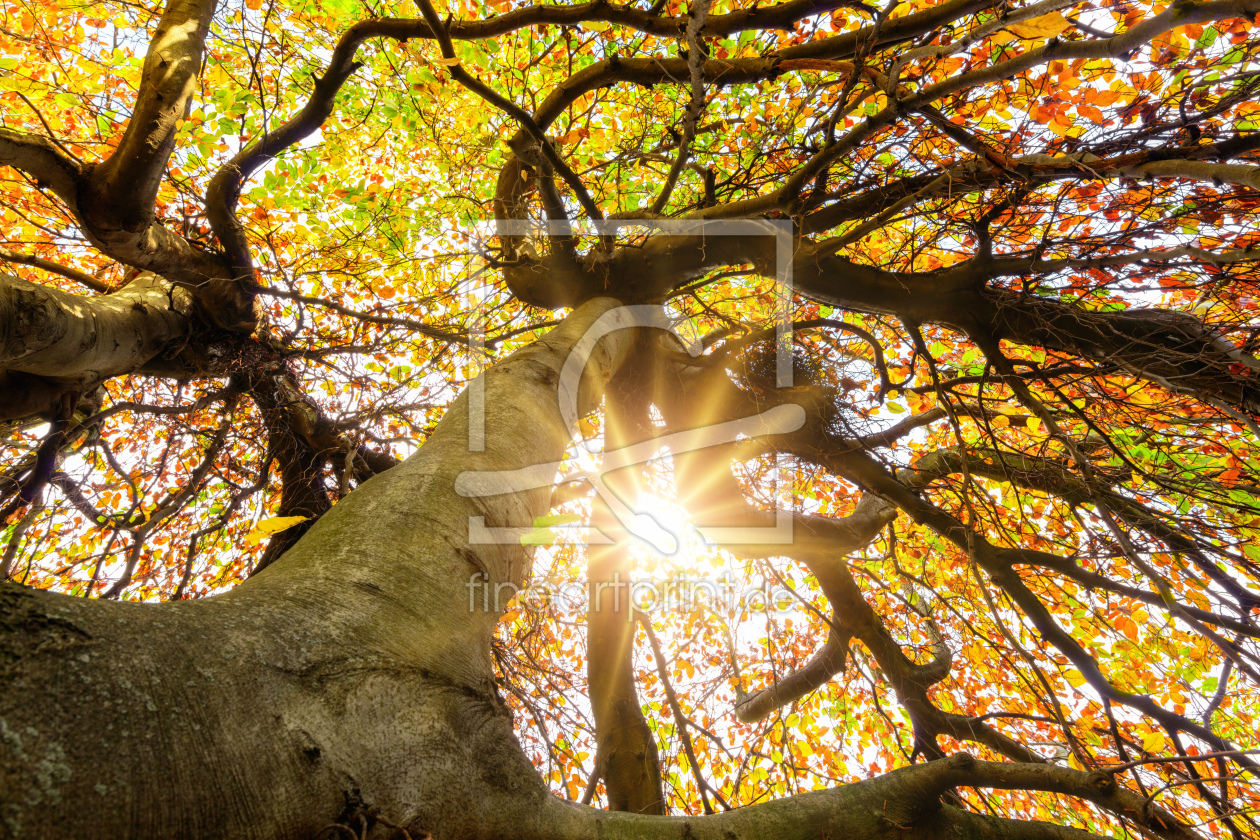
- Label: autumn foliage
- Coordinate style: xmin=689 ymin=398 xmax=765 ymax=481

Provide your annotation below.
xmin=3 ymin=0 xmax=1260 ymax=834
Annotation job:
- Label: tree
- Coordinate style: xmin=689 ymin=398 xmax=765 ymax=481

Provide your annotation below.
xmin=2 ymin=0 xmax=1260 ymax=834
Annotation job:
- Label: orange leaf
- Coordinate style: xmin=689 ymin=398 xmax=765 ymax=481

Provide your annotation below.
xmin=1009 ymin=12 xmax=1070 ymax=39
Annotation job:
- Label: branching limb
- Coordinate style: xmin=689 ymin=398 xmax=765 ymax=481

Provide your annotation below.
xmin=204 ymin=15 xmax=455 ymax=289
xmin=0 ymin=127 xmax=82 ymax=205
xmin=253 ymin=286 xmax=466 ymax=342
xmin=648 ymin=0 xmax=712 ymax=215
xmin=245 ymin=372 xmax=333 ymax=573
xmin=0 ymin=272 xmax=194 ymax=421
xmin=415 ymin=0 xmax=602 ymax=224
xmin=1204 ymin=659 xmax=1234 ymax=728
xmin=0 ymin=491 xmax=42 ymax=579
xmin=904 ymin=446 xmax=1260 ymax=627
xmin=977 ymin=337 xmax=1260 ymax=674
xmin=100 ymin=395 xmax=239 ymax=598
xmin=815 ymin=443 xmax=1258 ymax=774
xmin=584 ymin=355 xmax=666 ymax=815
xmin=732 ymin=617 xmax=851 ymax=723
xmin=65 ymin=0 xmax=245 ymax=323
xmin=531 ymin=751 xmax=1195 ymax=840
xmin=88 ymin=0 xmax=217 ymax=227
xmin=0 ymin=422 xmax=66 ymax=523
xmin=656 ymin=367 xmax=1039 ymax=763
xmin=2 ymin=123 xmax=234 ymax=322
xmin=638 ymin=611 xmax=724 ymax=813
xmin=0 ymin=247 xmax=111 ymax=293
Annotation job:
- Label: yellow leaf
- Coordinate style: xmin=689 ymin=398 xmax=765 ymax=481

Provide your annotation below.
xmin=991 ymin=414 xmax=1010 ymax=428
xmin=245 ymin=515 xmax=309 ymax=547
xmin=1064 ymin=668 xmax=1086 ymax=687
xmin=433 ymin=56 xmax=461 ymax=66
xmin=1026 ymin=417 xmax=1043 ymax=432
xmin=1141 ymin=731 xmax=1167 ymax=753
xmin=581 ymin=20 xmax=612 ymax=31
xmin=204 ymin=63 xmax=234 ymax=89
xmin=1049 ymin=114 xmax=1085 ymax=138
xmin=1009 ymin=11 xmax=1070 ymax=39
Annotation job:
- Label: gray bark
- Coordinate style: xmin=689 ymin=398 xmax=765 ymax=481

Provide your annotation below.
xmin=0 ymin=299 xmax=1148 ymax=840
xmin=0 ymin=272 xmax=194 ymax=420
xmin=0 ymin=298 xmax=634 ymax=838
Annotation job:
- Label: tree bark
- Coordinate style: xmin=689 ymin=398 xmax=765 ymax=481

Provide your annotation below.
xmin=0 ymin=297 xmax=635 ymax=838
xmin=0 ymin=272 xmax=194 ymax=420
xmin=585 ymin=356 xmax=665 ymax=814
xmin=0 ymin=298 xmax=1189 ymax=840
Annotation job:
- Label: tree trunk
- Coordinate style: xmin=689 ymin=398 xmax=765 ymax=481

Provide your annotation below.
xmin=584 ymin=357 xmax=665 ymax=814
xmin=0 ymin=298 xmax=635 ymax=838
xmin=0 ymin=298 xmax=1121 ymax=840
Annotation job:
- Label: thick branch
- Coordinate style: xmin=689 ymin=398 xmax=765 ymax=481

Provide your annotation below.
xmin=0 ymin=127 xmax=83 ymax=203
xmin=89 ymin=0 xmax=218 ymax=228
xmin=806 ymin=442 xmax=1256 ymax=773
xmin=585 ymin=356 xmax=666 ymax=814
xmin=532 ymin=752 xmax=1186 ymax=840
xmin=0 ymin=271 xmax=194 ymax=420
xmin=0 ymin=248 xmax=111 ymax=293
xmin=791 ymin=252 xmax=1260 ymax=417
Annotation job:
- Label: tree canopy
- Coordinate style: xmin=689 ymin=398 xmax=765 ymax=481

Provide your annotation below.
xmin=3 ymin=0 xmax=1260 ymax=835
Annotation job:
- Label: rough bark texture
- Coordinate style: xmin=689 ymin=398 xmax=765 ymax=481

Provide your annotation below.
xmin=0 ymin=300 xmax=1136 ymax=840
xmin=0 ymin=298 xmax=634 ymax=838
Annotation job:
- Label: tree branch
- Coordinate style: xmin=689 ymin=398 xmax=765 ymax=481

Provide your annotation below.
xmin=0 ymin=272 xmax=194 ymax=420
xmin=88 ymin=0 xmax=218 ymax=228
xmin=0 ymin=247 xmax=110 ymax=293
xmin=0 ymin=127 xmax=83 ymax=205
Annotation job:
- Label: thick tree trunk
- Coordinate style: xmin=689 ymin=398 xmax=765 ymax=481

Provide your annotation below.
xmin=0 ymin=298 xmax=634 ymax=838
xmin=0 ymin=298 xmax=1126 ymax=840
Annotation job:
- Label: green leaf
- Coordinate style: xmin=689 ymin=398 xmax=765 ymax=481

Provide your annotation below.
xmin=519 ymin=528 xmax=557 ymax=546
xmin=533 ymin=513 xmax=583 ymax=527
